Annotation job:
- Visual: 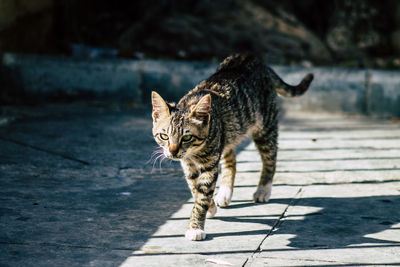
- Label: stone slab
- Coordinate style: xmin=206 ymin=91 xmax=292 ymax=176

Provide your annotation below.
xmin=120 ymin=185 xmax=302 ymax=267
xmin=1 ymin=106 xmax=400 ymax=266
xmin=251 ymin=183 xmax=400 ymax=266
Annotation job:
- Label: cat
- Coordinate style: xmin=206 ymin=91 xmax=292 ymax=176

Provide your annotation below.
xmin=151 ymin=54 xmax=313 ymax=241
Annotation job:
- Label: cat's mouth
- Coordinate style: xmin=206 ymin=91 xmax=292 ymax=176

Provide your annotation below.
xmin=164 ymin=152 xmax=184 ymax=161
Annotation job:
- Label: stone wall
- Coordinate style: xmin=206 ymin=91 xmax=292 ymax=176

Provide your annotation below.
xmin=2 ymin=53 xmax=400 ymax=117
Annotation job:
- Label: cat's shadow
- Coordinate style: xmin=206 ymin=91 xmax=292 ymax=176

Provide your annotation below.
xmin=219 ymin=200 xmax=272 ymax=209
xmin=208 ymin=195 xmax=400 ymax=249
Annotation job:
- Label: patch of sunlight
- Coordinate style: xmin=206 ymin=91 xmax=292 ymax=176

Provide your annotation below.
xmin=363 ymin=223 xmax=400 ymax=243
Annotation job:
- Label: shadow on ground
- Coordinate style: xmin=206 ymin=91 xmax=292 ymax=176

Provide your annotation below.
xmin=206 ymin=194 xmax=400 ymax=247
xmin=1 ymin=105 xmax=399 ymax=266
xmin=0 ymin=106 xmax=191 ymax=266
xmin=270 ymin=195 xmax=400 ymax=249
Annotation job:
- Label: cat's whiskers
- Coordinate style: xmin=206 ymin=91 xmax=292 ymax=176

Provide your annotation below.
xmin=158 ymin=155 xmax=169 ymax=171
xmin=150 ymin=147 xmax=176 ymax=173
xmin=151 ymin=153 xmax=165 ymax=173
xmin=147 ymin=148 xmax=164 ymax=165
xmin=147 ymin=147 xmax=165 ymax=173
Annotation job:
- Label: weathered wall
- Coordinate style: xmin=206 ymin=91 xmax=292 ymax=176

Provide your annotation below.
xmin=2 ymin=53 xmax=400 ymax=117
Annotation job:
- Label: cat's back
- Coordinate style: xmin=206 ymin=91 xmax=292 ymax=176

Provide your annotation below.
xmin=180 ymin=54 xmax=272 ymax=116
xmin=187 ymin=54 xmax=270 ymax=100
xmin=203 ymin=54 xmax=274 ymax=109
xmin=209 ymin=54 xmax=265 ymax=84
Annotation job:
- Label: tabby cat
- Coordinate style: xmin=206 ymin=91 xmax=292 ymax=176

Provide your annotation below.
xmin=151 ymin=54 xmax=313 ymax=241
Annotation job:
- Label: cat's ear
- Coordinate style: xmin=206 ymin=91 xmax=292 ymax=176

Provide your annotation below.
xmin=190 ymin=94 xmax=211 ymax=123
xmin=152 ymin=91 xmax=170 ymax=122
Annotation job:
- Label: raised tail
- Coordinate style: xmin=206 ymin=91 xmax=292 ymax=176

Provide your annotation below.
xmin=268 ymin=68 xmax=314 ymax=97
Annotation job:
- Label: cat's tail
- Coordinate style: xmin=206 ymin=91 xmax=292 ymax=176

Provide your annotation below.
xmin=268 ymin=68 xmax=314 ymax=97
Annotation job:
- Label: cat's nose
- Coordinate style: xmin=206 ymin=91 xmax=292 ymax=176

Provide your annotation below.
xmin=169 ymin=144 xmax=179 ymax=156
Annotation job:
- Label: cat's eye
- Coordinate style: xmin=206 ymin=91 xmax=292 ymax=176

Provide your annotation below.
xmin=181 ymin=135 xmax=192 ymax=142
xmin=159 ymin=133 xmax=169 ymax=140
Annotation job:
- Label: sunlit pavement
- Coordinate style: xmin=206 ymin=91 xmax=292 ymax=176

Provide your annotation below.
xmin=1 ymin=105 xmax=399 ymax=266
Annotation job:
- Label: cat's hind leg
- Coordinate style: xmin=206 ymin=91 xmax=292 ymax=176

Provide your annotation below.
xmin=251 ymin=125 xmax=277 ymax=202
xmin=214 ymin=148 xmax=236 ymax=207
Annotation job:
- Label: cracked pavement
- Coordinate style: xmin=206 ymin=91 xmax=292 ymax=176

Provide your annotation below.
xmin=0 ymin=104 xmax=400 ymax=266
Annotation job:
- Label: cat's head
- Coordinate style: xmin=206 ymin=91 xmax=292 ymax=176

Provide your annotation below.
xmin=151 ymin=91 xmax=211 ymax=161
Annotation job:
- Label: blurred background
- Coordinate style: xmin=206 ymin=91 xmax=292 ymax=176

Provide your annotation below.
xmin=1 ymin=0 xmax=400 ymax=116
xmin=1 ymin=0 xmax=400 ymax=67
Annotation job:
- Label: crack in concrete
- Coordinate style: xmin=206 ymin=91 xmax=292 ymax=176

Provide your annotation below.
xmin=247 ymin=147 xmax=400 ymax=152
xmin=260 ymin=255 xmax=348 ymax=264
xmin=238 ymin=157 xmax=400 ymax=163
xmin=239 ymin=168 xmax=400 ymax=174
xmin=0 ymin=241 xmax=134 ymax=251
xmin=274 ymin=179 xmax=400 ymax=186
xmin=0 ymin=136 xmax=90 ymax=165
xmin=259 ymin=255 xmax=400 ymax=266
xmin=242 ymin=187 xmax=304 ymax=267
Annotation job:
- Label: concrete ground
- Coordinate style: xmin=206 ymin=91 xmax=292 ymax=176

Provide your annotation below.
xmin=0 ymin=103 xmax=399 ymax=266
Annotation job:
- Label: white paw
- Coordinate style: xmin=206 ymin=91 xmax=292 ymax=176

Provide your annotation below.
xmin=253 ymin=182 xmax=272 ymax=203
xmin=214 ymin=185 xmax=232 ymax=207
xmin=185 ymin=229 xmax=206 ymax=241
xmin=206 ymin=203 xmax=217 ymax=218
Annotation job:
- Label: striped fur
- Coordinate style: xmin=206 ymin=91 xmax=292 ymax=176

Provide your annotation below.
xmin=152 ymin=54 xmax=313 ymax=241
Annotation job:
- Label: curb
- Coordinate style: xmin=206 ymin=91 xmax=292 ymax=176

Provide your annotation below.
xmin=276 ymin=66 xmax=400 ymax=117
xmin=1 ymin=53 xmax=399 ymax=116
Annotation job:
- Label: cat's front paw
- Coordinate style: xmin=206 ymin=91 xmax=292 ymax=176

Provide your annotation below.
xmin=253 ymin=183 xmax=272 ymax=203
xmin=185 ymin=229 xmax=206 ymax=241
xmin=214 ymin=185 xmax=232 ymax=207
